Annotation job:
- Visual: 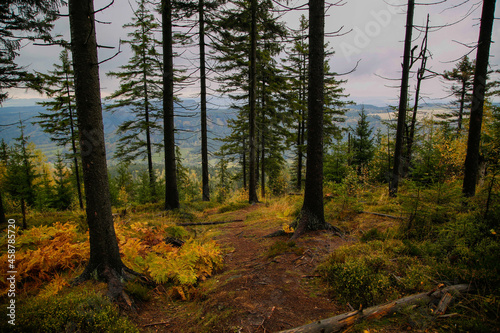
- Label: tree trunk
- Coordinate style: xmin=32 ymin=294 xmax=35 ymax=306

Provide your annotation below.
xmin=260 ymin=78 xmax=266 ymax=199
xmin=20 ymin=198 xmax=27 ymax=229
xmin=292 ymin=0 xmax=333 ymax=240
xmin=162 ymin=0 xmax=180 ymax=209
xmin=457 ymin=79 xmax=466 ymax=134
xmin=143 ymin=33 xmax=156 ymax=201
xmin=248 ymin=0 xmax=258 ymax=203
xmin=405 ymin=14 xmax=428 ymax=178
xmin=66 ymin=73 xmax=84 ymax=210
xmin=261 ymin=127 xmax=265 ymax=199
xmin=199 ymin=0 xmax=210 ymax=202
xmin=68 ymin=0 xmax=129 ymax=295
xmin=296 ymin=55 xmax=307 ymax=191
xmin=242 ymin=137 xmax=247 ymax=190
xmin=145 ymin=95 xmax=156 ymax=200
xmin=296 ymin=117 xmax=303 ymax=190
xmin=463 ymin=0 xmax=496 ymax=198
xmin=389 ymin=0 xmax=414 ymax=197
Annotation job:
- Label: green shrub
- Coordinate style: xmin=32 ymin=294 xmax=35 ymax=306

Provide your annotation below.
xmin=1 ymin=290 xmax=138 ymax=333
xmin=318 ymin=255 xmax=394 ymax=307
xmin=165 ymin=225 xmax=189 ymax=239
xmin=360 ymin=228 xmax=385 ymax=242
xmin=217 ymin=202 xmax=250 ymax=213
xmin=266 ymin=240 xmax=303 ymax=258
xmin=125 ymin=280 xmax=152 ymax=301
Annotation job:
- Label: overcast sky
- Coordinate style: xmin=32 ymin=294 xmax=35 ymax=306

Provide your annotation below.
xmin=5 ymin=0 xmax=500 ymax=107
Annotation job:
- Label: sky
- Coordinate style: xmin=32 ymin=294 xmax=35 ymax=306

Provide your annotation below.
xmin=4 ymin=0 xmax=500 ymax=108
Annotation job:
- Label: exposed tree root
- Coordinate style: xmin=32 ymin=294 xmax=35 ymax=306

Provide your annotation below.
xmin=264 ymin=211 xmax=342 ymax=240
xmin=72 ymin=262 xmax=145 ymax=309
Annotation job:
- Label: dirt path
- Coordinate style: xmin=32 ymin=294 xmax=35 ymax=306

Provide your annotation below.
xmin=133 ymin=204 xmax=349 ymax=332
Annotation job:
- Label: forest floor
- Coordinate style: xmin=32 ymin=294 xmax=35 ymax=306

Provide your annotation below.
xmin=128 ymin=202 xmax=400 ymax=333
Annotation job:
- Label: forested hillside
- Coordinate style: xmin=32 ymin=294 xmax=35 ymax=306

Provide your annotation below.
xmin=0 ymin=0 xmax=499 ymax=332
xmin=0 ymin=100 xmax=233 ymax=165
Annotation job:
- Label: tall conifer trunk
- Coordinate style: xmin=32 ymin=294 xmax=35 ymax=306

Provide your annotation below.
xmin=66 ymin=74 xmax=84 ymax=210
xmin=162 ymin=0 xmax=180 ymax=209
xmin=292 ymin=0 xmax=339 ymax=239
xmin=142 ymin=27 xmax=156 ymax=200
xmin=463 ymin=0 xmax=496 ymax=197
xmin=248 ymin=0 xmax=259 ymax=203
xmin=390 ymin=0 xmax=414 ymax=197
xmin=69 ymin=0 xmax=130 ymax=294
xmin=199 ymin=0 xmax=210 ymax=201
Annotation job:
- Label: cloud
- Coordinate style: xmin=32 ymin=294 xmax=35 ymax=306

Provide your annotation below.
xmin=6 ymin=0 xmax=500 ymax=106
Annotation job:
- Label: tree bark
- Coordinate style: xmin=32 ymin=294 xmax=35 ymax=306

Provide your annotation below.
xmin=462 ymin=0 xmax=496 ymax=198
xmin=405 ymin=14 xmax=429 ymax=178
xmin=199 ymin=0 xmax=210 ymax=202
xmin=143 ymin=35 xmax=156 ymax=201
xmin=389 ymin=0 xmax=414 ymax=197
xmin=279 ymin=284 xmax=470 ymax=333
xmin=292 ymin=0 xmax=333 ymax=240
xmin=69 ymin=0 xmax=129 ymax=295
xmin=20 ymin=198 xmax=27 ymax=229
xmin=261 ymin=78 xmax=266 ymax=199
xmin=162 ymin=0 xmax=180 ymax=209
xmin=248 ymin=0 xmax=259 ymax=203
xmin=242 ymin=137 xmax=247 ymax=190
xmin=66 ymin=73 xmax=84 ymax=210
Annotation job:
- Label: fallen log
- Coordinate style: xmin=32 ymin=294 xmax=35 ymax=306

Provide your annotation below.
xmin=177 ymin=219 xmax=243 ymax=227
xmin=278 ymin=284 xmax=470 ymax=333
xmin=361 ymin=211 xmax=403 ymax=220
xmin=435 ymin=292 xmax=453 ymax=315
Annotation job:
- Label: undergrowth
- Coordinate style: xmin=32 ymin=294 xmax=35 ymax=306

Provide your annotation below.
xmin=0 ymin=289 xmax=138 ymax=332
xmin=318 ymin=181 xmax=500 ymax=332
xmin=0 ymin=212 xmax=224 ymax=301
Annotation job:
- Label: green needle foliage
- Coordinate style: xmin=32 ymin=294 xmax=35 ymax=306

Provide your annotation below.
xmin=105 ymin=0 xmax=163 ymax=201
xmin=35 ymin=49 xmax=84 ymax=209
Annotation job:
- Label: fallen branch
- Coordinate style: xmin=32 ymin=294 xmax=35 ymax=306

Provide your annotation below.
xmin=177 ymin=219 xmax=243 ymax=226
xmin=142 ymin=321 xmax=171 ymax=327
xmin=361 ymin=211 xmax=403 ymax=220
xmin=278 ymin=284 xmax=471 ymax=333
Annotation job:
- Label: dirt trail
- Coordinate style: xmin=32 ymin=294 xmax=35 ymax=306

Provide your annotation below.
xmin=134 ymin=204 xmax=349 ymax=332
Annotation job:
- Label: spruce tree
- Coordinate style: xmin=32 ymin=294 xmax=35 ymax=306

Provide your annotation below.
xmin=0 ymin=0 xmax=61 ymax=103
xmin=0 ymin=139 xmax=9 ymax=224
xmin=36 ymin=49 xmax=84 ymax=209
xmin=282 ymin=15 xmax=349 ymax=190
xmin=214 ymin=0 xmax=286 ymax=201
xmin=351 ymin=108 xmax=375 ymax=173
xmin=5 ymin=121 xmax=39 ymax=229
xmin=463 ymin=0 xmax=496 ymax=198
xmin=292 ymin=0 xmax=340 ymax=239
xmin=162 ymin=0 xmax=180 ymax=210
xmin=174 ymin=0 xmax=222 ymax=202
xmin=69 ymin=0 xmax=134 ymax=296
xmin=106 ymin=0 xmax=163 ymax=202
xmin=438 ymin=56 xmax=475 ymax=135
xmin=52 ymin=152 xmax=73 ymax=210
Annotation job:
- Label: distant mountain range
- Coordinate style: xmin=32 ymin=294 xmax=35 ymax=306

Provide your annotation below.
xmin=0 ymin=99 xmax=233 ymax=166
xmin=0 ymin=99 xmax=450 ymax=166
